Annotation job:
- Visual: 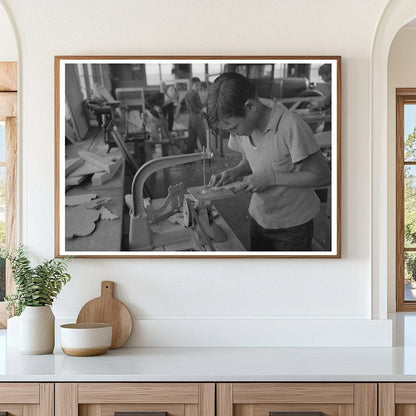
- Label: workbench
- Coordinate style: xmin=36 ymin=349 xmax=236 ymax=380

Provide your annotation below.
xmin=64 ymin=135 xmax=126 ymax=252
xmin=65 ymin=143 xmax=243 ymax=252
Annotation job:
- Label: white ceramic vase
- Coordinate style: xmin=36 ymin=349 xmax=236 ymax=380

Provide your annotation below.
xmin=19 ymin=305 xmax=55 ymax=354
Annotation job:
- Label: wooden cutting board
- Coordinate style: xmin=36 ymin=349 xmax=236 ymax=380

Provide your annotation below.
xmin=76 ymin=281 xmax=133 ymax=349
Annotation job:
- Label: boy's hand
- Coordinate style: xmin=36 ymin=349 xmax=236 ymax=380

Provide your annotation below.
xmin=241 ymin=172 xmax=275 ymax=193
xmin=209 ymin=169 xmax=237 ymax=187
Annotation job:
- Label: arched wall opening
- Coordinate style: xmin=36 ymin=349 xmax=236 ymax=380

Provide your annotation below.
xmin=371 ymin=1 xmax=416 ymax=319
xmin=387 ymin=18 xmax=416 ymax=313
xmin=0 ymin=1 xmax=17 ymax=61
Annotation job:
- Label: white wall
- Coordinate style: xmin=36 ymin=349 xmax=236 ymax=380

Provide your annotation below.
xmin=387 ymin=26 xmax=416 ymax=312
xmin=0 ymin=0 xmax=394 ymax=347
xmin=0 ymin=3 xmax=17 ymax=61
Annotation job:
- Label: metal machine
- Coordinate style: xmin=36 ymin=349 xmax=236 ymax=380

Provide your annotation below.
xmin=128 ymin=149 xmax=218 ymax=251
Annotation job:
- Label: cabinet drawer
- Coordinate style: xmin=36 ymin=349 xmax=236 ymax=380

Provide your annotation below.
xmin=56 ymin=383 xmax=215 ymax=416
xmin=78 ymin=383 xmax=200 ymax=404
xmin=0 ymin=383 xmax=53 ymax=416
xmin=218 ymin=383 xmax=376 ymax=416
xmin=379 ymin=383 xmax=416 ymax=415
xmin=0 ymin=383 xmax=39 ymax=403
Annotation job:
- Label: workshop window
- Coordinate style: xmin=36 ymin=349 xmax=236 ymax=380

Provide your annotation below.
xmin=0 ymin=62 xmax=17 ymax=326
xmin=397 ymin=89 xmax=416 ymax=311
xmin=145 ymin=64 xmax=175 ymax=86
xmin=191 ymin=63 xmax=205 ymax=81
xmin=77 ymin=64 xmax=92 ymax=100
xmin=310 ymin=63 xmax=325 ymax=85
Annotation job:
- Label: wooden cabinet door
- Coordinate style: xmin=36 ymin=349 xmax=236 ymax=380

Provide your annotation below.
xmin=0 ymin=383 xmax=53 ymax=416
xmin=55 ymin=383 xmax=215 ymax=416
xmin=217 ymin=383 xmax=377 ymax=416
xmin=379 ymin=383 xmax=416 ymax=416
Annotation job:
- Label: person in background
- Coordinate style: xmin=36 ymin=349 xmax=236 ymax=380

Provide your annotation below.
xmin=144 ymin=92 xmax=171 ymax=156
xmin=310 ymin=63 xmax=332 ymax=114
xmin=162 ymin=85 xmax=180 ymax=132
xmin=207 ymin=72 xmax=330 ymax=251
xmin=185 ymin=77 xmax=207 ymax=153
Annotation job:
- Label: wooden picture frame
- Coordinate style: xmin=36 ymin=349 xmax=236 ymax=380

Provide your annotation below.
xmin=55 ymin=56 xmax=341 ymax=258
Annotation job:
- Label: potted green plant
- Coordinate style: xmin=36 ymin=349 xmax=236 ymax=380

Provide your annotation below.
xmin=3 ymin=245 xmax=71 ymax=354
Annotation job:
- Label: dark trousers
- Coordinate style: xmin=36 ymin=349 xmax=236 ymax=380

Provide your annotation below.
xmin=186 ymin=112 xmax=207 ymax=153
xmin=250 ymin=216 xmax=314 ymax=251
xmin=162 ymin=102 xmax=174 ymax=131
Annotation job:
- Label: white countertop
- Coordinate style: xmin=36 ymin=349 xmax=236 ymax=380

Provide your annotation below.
xmin=2 ymin=345 xmax=416 ymax=382
xmin=3 ymin=313 xmax=416 ymax=382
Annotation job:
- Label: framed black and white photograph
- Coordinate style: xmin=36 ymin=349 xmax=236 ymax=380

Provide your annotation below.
xmin=55 ymin=56 xmax=341 ymax=257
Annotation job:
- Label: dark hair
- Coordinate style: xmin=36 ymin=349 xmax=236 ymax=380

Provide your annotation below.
xmin=191 ymin=77 xmax=202 ymax=85
xmin=146 ymin=92 xmax=164 ymax=108
xmin=207 ymin=72 xmax=256 ymax=130
xmin=318 ymin=64 xmax=331 ymax=77
xmin=146 ymin=92 xmax=165 ymax=118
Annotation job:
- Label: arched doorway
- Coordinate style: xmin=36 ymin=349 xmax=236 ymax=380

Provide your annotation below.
xmin=371 ymin=1 xmax=416 ymax=318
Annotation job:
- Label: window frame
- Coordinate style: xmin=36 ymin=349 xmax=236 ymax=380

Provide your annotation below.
xmin=396 ymin=88 xmax=416 ymax=311
xmin=0 ymin=62 xmax=17 ymax=327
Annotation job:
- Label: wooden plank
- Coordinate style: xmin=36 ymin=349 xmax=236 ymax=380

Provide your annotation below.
xmin=216 ymin=384 xmax=233 ymax=416
xmin=65 ymin=193 xmax=97 ymax=206
xmin=80 ymin=404 xmax=101 ymax=416
xmin=238 ymin=405 xmax=253 ymax=416
xmin=395 ymin=383 xmax=416 ymax=403
xmin=78 ymin=383 xmax=199 ymax=404
xmin=91 ymin=159 xmax=124 ymax=190
xmin=379 ymin=383 xmax=395 ymax=416
xmin=0 ymin=92 xmax=17 ymax=120
xmin=199 ymin=384 xmax=215 ymax=416
xmin=354 ymin=383 xmax=377 ymax=416
xmin=39 ymin=383 xmax=54 ymax=416
xmin=91 ymin=163 xmax=121 ymax=186
xmin=397 ymin=88 xmax=416 ymax=96
xmin=188 ymin=185 xmax=236 ymax=202
xmin=337 ymin=404 xmax=354 ymax=416
xmin=69 ymin=162 xmax=105 ymax=177
xmin=55 ymin=383 xmax=78 ymax=416
xmin=65 ymin=157 xmax=84 ymax=176
xmin=0 ymin=383 xmax=39 ymax=403
xmin=78 ymin=151 xmax=114 ymax=173
xmin=66 ymin=175 xmax=88 ymax=187
xmin=23 ymin=403 xmax=39 ymax=416
xmin=232 ymin=383 xmax=354 ymax=404
xmin=396 ymin=405 xmax=416 ymax=416
xmin=0 ymin=62 xmax=17 ymax=91
xmin=185 ymin=404 xmax=198 ymax=416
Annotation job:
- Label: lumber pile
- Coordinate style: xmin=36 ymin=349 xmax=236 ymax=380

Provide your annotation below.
xmin=64 ymin=152 xmax=123 ymax=189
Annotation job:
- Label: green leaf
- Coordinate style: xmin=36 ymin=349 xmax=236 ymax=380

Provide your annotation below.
xmin=5 ymin=245 xmax=71 ymax=315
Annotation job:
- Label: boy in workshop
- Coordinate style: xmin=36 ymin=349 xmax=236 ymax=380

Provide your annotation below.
xmin=185 ymin=77 xmax=207 ymax=153
xmin=207 ymin=72 xmax=331 ymax=251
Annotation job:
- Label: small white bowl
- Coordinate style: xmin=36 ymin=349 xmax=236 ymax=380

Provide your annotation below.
xmin=60 ymin=323 xmax=112 ymax=356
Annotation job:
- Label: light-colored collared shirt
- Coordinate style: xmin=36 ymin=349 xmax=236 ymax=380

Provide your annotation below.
xmin=229 ymin=103 xmax=321 ymax=229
